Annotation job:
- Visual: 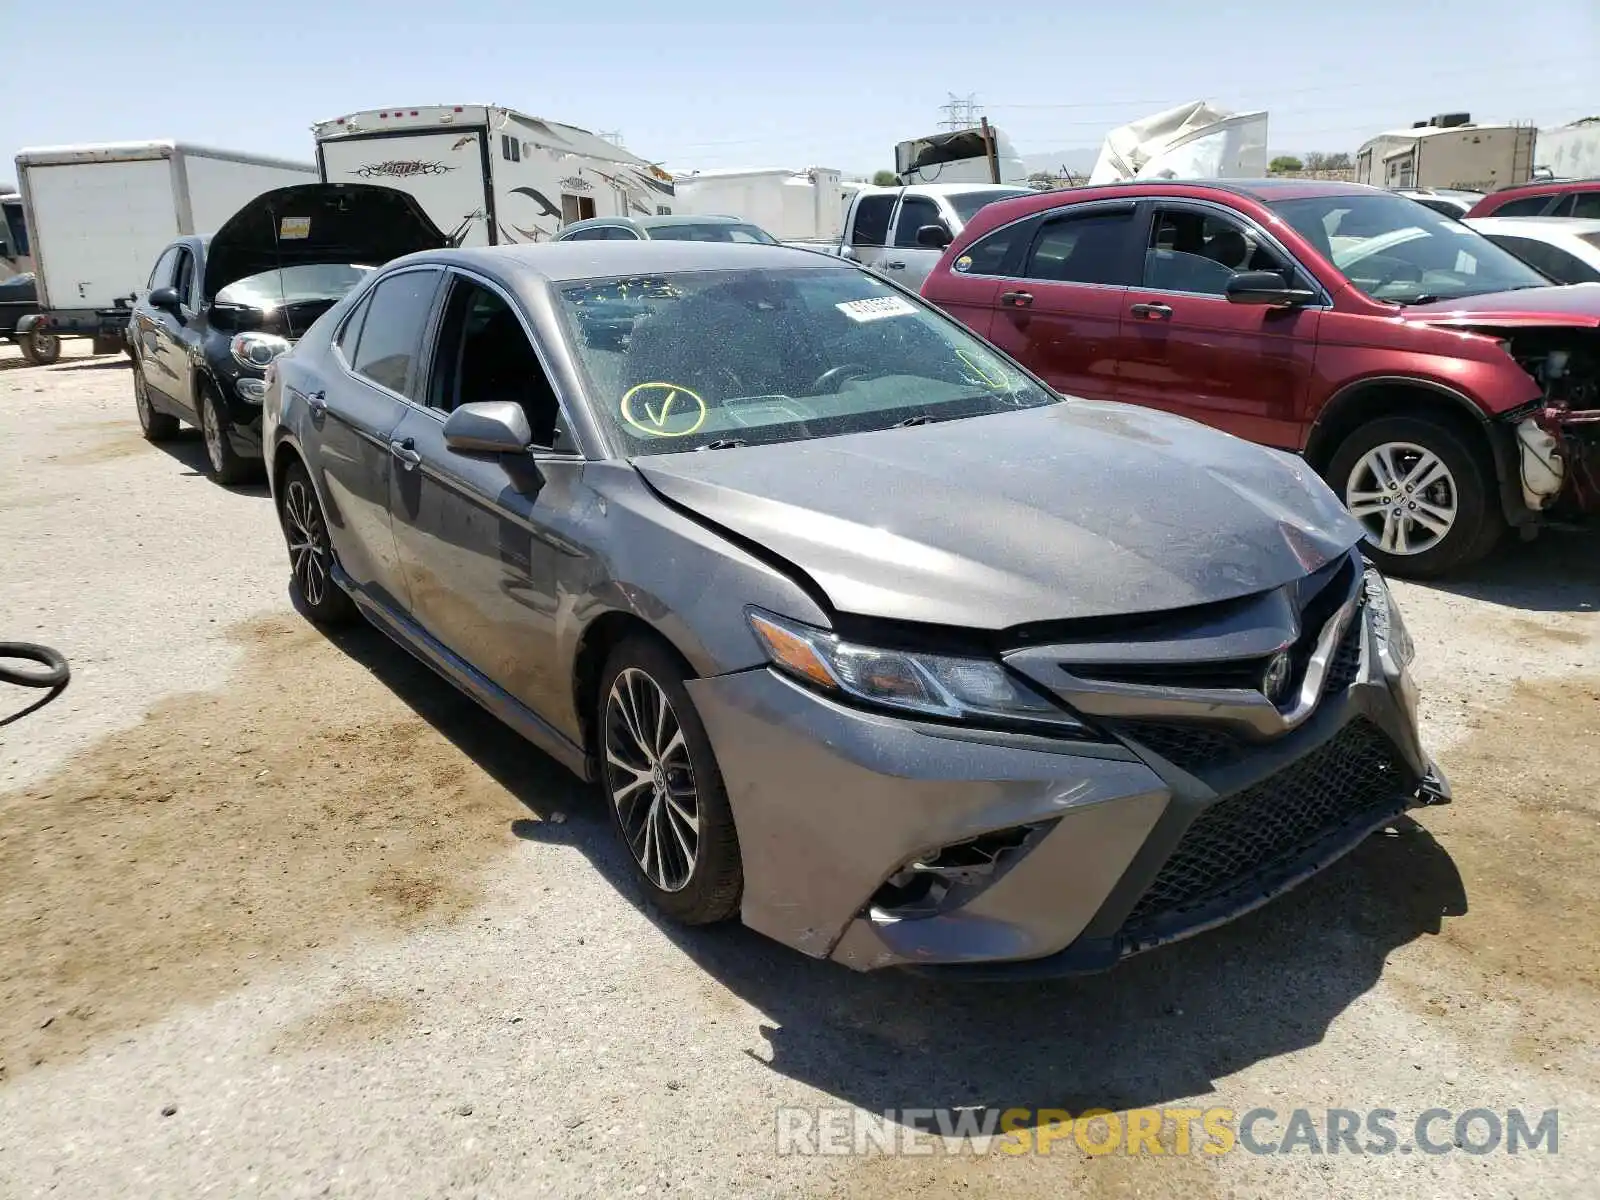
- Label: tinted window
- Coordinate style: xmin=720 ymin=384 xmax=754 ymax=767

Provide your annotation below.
xmin=946 ymin=188 xmax=1033 ymax=226
xmin=335 ymin=292 xmax=369 ymax=359
xmin=849 ymin=195 xmax=895 ymax=247
xmin=953 ymin=220 xmax=1032 ymax=276
xmin=562 ymin=227 xmax=611 ymax=241
xmin=1023 ymin=209 xmax=1136 ymax=285
xmin=1571 ymin=192 xmax=1600 ymax=219
xmin=427 ymin=278 xmax=563 ymax=442
xmin=1490 ymin=236 xmax=1599 ymax=285
xmin=1494 ymin=195 xmax=1555 ymax=217
xmin=146 ymin=247 xmax=180 ymax=291
xmin=1142 ymin=207 xmax=1293 ymax=296
xmin=175 ymin=250 xmax=198 ymax=310
xmin=2 ymin=199 xmax=27 ymax=256
xmin=891 ymin=197 xmax=944 ymax=247
xmin=350 ymin=269 xmax=441 ymax=397
xmin=649 ymin=223 xmax=777 ymax=244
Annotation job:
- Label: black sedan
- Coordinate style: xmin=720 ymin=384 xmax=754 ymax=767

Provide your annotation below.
xmin=128 ymin=184 xmax=445 ymax=483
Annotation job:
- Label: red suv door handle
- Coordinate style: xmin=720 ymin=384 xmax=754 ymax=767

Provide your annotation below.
xmin=1130 ymin=302 xmax=1173 ymax=321
xmin=1001 ymin=290 xmax=1034 ymax=308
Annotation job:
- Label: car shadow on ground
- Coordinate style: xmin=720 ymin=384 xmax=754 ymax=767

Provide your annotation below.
xmin=1415 ymin=528 xmax=1599 ymax=613
xmin=318 ymin=613 xmax=1468 ymax=1125
xmin=147 ymin=430 xmax=271 ymax=497
xmin=51 ymin=357 xmax=130 ymax=371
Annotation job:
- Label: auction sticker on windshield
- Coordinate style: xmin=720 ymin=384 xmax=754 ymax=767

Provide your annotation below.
xmin=279 ymin=217 xmax=311 ymax=240
xmin=836 ymin=296 xmax=917 ymax=323
xmin=620 ymin=382 xmax=708 ymax=438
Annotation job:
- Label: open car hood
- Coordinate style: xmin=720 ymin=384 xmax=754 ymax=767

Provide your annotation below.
xmin=203 ymin=183 xmax=447 ymax=300
xmin=634 ymin=402 xmax=1365 ymax=630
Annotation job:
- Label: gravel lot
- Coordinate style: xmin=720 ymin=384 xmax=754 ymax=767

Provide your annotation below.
xmin=2 ymin=339 xmax=1597 ymax=1198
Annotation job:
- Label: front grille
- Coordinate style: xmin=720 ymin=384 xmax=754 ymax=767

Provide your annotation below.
xmin=1111 ymin=720 xmax=1242 ymax=771
xmin=1067 ymin=658 xmax=1267 ymax=691
xmin=1321 ymin=602 xmax=1365 ymax=695
xmin=1121 ymin=719 xmax=1413 ymax=933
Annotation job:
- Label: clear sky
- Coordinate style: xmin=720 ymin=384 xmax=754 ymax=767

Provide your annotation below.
xmin=2 ymin=0 xmax=1594 ymax=183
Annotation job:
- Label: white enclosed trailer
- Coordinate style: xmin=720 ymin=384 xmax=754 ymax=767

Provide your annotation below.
xmin=673 ymin=167 xmax=846 ymax=242
xmin=12 ymin=141 xmax=315 ymax=361
xmin=312 ymin=105 xmax=676 ymax=248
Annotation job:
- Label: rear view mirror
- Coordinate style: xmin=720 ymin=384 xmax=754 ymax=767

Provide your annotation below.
xmin=443 ymin=401 xmax=532 ymax=454
xmin=916 ymin=224 xmax=953 ymax=250
xmin=1225 ymin=271 xmax=1318 ymax=307
xmin=148 ymin=287 xmax=181 ymax=312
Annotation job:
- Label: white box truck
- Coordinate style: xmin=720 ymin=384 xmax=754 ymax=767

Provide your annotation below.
xmin=12 ymin=141 xmax=315 ymax=364
xmin=312 ymin=104 xmax=676 ymax=248
xmin=673 ymin=166 xmax=846 ymax=243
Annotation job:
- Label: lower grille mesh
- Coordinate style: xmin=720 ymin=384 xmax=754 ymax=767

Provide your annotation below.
xmin=1122 ymin=719 xmax=1413 ymax=932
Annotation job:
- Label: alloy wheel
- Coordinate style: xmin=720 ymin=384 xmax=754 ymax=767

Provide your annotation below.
xmin=1344 ymin=440 xmax=1458 ymax=557
xmin=283 ymin=478 xmax=331 ymax=608
xmin=201 ymin=394 xmax=225 ymax=473
xmin=604 ymin=667 xmax=700 ymax=892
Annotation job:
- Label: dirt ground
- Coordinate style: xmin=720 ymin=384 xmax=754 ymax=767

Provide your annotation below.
xmin=1 ymin=339 xmax=1598 ymax=1198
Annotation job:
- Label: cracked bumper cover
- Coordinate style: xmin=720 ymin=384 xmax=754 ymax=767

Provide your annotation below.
xmin=686 ymin=609 xmax=1443 ymax=976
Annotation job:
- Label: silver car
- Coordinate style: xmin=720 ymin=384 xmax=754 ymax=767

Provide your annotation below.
xmin=261 ymin=241 xmax=1448 ymax=976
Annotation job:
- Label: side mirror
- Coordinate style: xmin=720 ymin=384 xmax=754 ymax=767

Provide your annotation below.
xmin=916 ymin=224 xmax=953 ymax=250
xmin=148 ymin=286 xmax=182 ymax=312
xmin=1225 ymin=271 xmax=1318 ymax=307
xmin=443 ymin=401 xmax=532 ymax=455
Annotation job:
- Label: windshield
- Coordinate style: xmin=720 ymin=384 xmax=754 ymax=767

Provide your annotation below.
xmin=556 ymin=266 xmax=1056 ymax=455
xmin=1269 ymin=193 xmax=1549 ymax=303
xmin=948 ymin=188 xmax=1033 ymax=226
xmin=214 ymin=263 xmax=374 ymax=309
xmin=647 ymin=223 xmax=779 ymax=245
xmin=2 ymin=199 xmax=27 ymax=257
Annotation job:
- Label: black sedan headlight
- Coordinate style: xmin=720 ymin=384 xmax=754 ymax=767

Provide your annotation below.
xmin=747 ymin=608 xmax=1090 ymax=734
xmin=230 ymin=332 xmax=291 ymax=371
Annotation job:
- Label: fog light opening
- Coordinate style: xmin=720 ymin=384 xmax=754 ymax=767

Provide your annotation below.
xmin=869 ymin=821 xmax=1054 ymax=919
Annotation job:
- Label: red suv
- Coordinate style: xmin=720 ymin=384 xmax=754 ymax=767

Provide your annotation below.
xmin=921 ymin=180 xmax=1599 ymax=578
xmin=1466 ymin=179 xmax=1600 ymax=219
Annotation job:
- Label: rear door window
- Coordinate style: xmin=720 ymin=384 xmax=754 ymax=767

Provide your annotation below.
xmin=1568 ymin=192 xmax=1600 ymax=219
xmin=1021 ymin=208 xmax=1138 ymax=285
xmin=1494 ymin=195 xmax=1557 ymax=216
xmin=849 ymin=195 xmax=896 ymax=247
xmin=953 ymin=217 xmax=1037 ymax=277
xmin=349 ymin=269 xmax=443 ymax=399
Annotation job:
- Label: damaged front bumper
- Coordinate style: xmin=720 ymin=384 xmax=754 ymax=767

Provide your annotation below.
xmin=687 ymin=581 xmax=1445 ymax=976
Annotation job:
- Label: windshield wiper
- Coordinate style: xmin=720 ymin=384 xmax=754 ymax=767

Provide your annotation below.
xmin=1393 ymin=294 xmax=1443 ymax=306
xmin=893 ymin=414 xmax=938 ymax=427
xmin=696 ymin=438 xmax=748 ymax=450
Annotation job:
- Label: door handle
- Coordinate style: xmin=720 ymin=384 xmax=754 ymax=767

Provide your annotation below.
xmin=305 ymin=390 xmax=328 ymax=426
xmin=1000 ymin=290 xmax=1034 ymax=309
xmin=1130 ymin=302 xmax=1173 ymax=321
xmin=883 ymin=261 xmax=906 ymax=270
xmin=389 ymin=437 xmax=421 ymax=468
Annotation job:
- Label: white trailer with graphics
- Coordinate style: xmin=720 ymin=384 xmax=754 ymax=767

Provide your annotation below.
xmin=312 ymin=105 xmax=675 ymax=248
xmin=12 ymin=141 xmax=315 ymax=364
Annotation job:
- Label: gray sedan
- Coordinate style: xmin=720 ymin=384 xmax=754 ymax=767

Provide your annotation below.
xmin=261 ymin=241 xmax=1448 ymax=975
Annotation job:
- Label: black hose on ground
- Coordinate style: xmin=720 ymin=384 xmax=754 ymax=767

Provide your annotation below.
xmin=0 ymin=642 xmax=70 ymax=727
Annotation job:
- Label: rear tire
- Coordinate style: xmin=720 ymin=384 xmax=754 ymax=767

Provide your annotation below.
xmin=132 ymin=363 xmax=179 ymax=442
xmin=278 ymin=459 xmax=356 ymax=625
xmin=596 ymin=637 xmax=743 ymax=925
xmin=19 ymin=328 xmax=60 ymax=366
xmin=1327 ymin=414 xmax=1502 ymax=579
xmin=198 ymin=382 xmax=253 ymax=486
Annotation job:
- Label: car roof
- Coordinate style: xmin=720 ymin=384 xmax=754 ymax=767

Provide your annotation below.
xmin=1489 ymin=177 xmax=1600 ymax=194
xmin=427 ymin=239 xmax=851 ymax=282
xmin=1467 ymin=216 xmax=1600 ymax=236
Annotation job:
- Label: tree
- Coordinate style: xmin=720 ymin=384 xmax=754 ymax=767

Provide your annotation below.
xmin=871 ymin=170 xmax=898 ymax=186
xmin=1269 ymin=155 xmax=1304 ymax=174
xmin=1302 ymin=151 xmax=1352 ymax=173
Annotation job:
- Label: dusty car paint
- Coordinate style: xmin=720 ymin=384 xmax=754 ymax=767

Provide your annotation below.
xmin=264 ymin=241 xmax=1446 ymax=974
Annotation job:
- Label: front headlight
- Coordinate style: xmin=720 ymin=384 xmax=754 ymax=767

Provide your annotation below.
xmin=1363 ymin=564 xmax=1415 ymax=668
xmin=230 ymin=332 xmax=291 ymax=370
xmin=747 ymin=608 xmax=1091 ymax=734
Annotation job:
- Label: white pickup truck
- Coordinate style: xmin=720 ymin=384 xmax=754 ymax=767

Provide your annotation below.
xmin=796 ymin=182 xmax=1033 ymax=289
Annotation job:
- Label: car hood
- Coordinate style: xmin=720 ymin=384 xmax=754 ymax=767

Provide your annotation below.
xmin=203 ymin=183 xmax=447 ymax=300
xmin=633 ymin=402 xmax=1364 ymax=630
xmin=1403 ymin=283 xmax=1600 ymax=329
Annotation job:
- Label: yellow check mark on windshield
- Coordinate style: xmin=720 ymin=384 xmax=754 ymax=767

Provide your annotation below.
xmin=643 ymin=390 xmax=678 ymax=427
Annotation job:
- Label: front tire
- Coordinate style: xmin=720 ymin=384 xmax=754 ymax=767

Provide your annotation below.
xmin=132 ymin=362 xmax=179 ymax=442
xmin=278 ymin=459 xmax=356 ymax=625
xmin=1328 ymin=414 xmax=1502 ymax=579
xmin=199 ymin=382 xmax=252 ymax=485
xmin=597 ymin=638 xmax=743 ymax=925
xmin=19 ymin=328 xmax=60 ymax=366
